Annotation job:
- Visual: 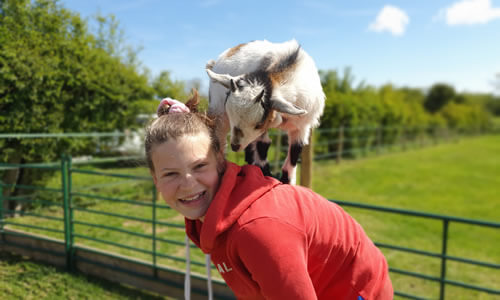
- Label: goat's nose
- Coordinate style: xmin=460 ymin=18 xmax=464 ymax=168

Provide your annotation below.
xmin=231 ymin=143 xmax=240 ymax=152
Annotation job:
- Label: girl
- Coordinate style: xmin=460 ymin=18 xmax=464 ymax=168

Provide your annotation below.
xmin=145 ymin=94 xmax=393 ymax=300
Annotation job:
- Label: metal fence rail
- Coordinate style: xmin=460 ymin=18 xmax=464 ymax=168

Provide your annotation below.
xmin=1 ymin=132 xmax=499 ymax=299
xmin=334 ymin=200 xmax=500 ymax=299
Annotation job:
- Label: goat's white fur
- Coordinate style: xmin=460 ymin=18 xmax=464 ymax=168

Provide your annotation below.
xmin=206 ymin=39 xmax=325 ymax=184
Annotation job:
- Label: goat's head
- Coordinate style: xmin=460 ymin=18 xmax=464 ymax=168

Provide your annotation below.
xmin=207 ymin=69 xmax=307 ymax=152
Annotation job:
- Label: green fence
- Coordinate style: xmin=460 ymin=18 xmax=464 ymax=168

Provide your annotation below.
xmin=1 ymin=155 xmax=499 ymax=299
xmin=1 ymin=128 xmax=500 ymax=298
xmin=335 ymin=200 xmax=499 ymax=299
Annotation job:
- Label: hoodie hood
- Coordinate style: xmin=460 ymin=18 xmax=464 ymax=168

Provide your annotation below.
xmin=186 ymin=161 xmax=281 ymax=253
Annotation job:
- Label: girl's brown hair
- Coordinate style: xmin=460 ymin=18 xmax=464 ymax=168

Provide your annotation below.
xmin=145 ymin=90 xmax=223 ymax=172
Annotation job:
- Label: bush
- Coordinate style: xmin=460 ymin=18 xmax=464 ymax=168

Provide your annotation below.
xmin=440 ymin=102 xmax=491 ymax=134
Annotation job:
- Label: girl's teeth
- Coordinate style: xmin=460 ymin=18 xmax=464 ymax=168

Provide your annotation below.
xmin=181 ymin=192 xmax=203 ymax=201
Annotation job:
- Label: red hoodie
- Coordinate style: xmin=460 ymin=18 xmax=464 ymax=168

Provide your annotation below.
xmin=186 ymin=162 xmax=393 ymax=300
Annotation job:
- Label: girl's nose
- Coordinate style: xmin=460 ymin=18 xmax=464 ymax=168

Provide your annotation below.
xmin=180 ymin=173 xmax=196 ymax=189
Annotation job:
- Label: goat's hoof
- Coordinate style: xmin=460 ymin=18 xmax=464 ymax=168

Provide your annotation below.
xmin=260 ymin=164 xmax=272 ymax=177
xmin=280 ymin=171 xmax=290 ymax=184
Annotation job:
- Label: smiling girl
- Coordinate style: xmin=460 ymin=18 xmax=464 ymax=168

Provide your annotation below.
xmin=144 ymin=93 xmax=393 ymax=299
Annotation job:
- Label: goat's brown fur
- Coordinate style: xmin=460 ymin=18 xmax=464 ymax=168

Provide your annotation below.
xmin=225 ymin=43 xmax=247 ymax=58
xmin=268 ymin=50 xmax=300 ymax=87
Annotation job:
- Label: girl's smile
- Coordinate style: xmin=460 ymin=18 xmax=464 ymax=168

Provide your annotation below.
xmin=178 ymin=191 xmax=206 ymax=205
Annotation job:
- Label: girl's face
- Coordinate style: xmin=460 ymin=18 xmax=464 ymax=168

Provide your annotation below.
xmin=150 ymin=132 xmax=221 ymax=221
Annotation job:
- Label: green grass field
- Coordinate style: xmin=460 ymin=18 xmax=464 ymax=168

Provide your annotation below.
xmin=1 ymin=134 xmax=499 ymax=299
xmin=311 ymin=134 xmax=500 ymax=299
xmin=313 ymin=135 xmax=499 ymax=220
xmin=0 ymin=251 xmax=170 ymax=299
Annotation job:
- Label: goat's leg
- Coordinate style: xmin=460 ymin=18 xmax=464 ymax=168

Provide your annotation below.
xmin=280 ymin=131 xmax=303 ymax=185
xmin=280 ymin=143 xmax=303 ymax=185
xmin=243 ymin=133 xmax=272 ymax=176
xmin=244 ymin=142 xmax=255 ymax=165
xmin=255 ymin=132 xmax=272 ymax=176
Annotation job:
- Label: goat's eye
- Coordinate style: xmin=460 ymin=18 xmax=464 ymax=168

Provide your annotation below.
xmin=224 ymin=91 xmax=231 ymax=105
xmin=255 ymin=123 xmax=263 ymax=130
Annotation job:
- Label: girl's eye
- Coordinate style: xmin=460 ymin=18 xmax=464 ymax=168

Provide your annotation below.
xmin=162 ymin=172 xmax=177 ymax=178
xmin=195 ymin=163 xmax=207 ymax=170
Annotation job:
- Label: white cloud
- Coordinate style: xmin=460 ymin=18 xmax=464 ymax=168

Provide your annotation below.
xmin=444 ymin=0 xmax=500 ymax=25
xmin=368 ymin=5 xmax=409 ymax=36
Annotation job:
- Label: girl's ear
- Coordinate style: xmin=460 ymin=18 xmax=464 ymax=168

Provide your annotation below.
xmin=215 ymin=151 xmax=226 ymax=175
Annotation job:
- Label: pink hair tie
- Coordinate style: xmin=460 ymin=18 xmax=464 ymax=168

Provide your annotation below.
xmin=157 ymin=97 xmax=190 ymax=116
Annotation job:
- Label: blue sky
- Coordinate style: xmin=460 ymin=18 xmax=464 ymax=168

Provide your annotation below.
xmin=60 ymin=0 xmax=500 ymax=95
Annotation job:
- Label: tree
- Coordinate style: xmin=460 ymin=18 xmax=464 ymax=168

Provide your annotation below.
xmin=1 ymin=0 xmax=153 ymax=156
xmin=319 ymin=67 xmax=358 ymax=95
xmin=401 ymin=87 xmax=425 ymax=104
xmin=440 ymin=102 xmax=490 ymax=133
xmin=484 ymin=95 xmax=500 ymax=116
xmin=424 ymin=83 xmax=456 ymax=113
xmin=0 ymin=0 xmax=153 ymax=213
xmin=151 ymin=70 xmax=187 ymax=100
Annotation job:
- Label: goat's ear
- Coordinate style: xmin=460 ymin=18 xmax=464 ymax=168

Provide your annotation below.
xmin=271 ymin=96 xmax=307 ymax=115
xmin=206 ymin=69 xmax=237 ymax=92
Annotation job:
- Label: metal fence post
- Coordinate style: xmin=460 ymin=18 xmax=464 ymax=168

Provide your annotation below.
xmin=68 ymin=155 xmax=75 ymax=270
xmin=300 ymin=130 xmax=313 ymax=188
xmin=439 ymin=219 xmax=450 ymax=300
xmin=273 ymin=131 xmax=282 ymax=175
xmin=400 ymin=127 xmax=407 ymax=151
xmin=336 ymin=125 xmax=344 ymax=164
xmin=376 ymin=126 xmax=382 ymax=154
xmin=0 ymin=181 xmax=4 ymax=235
xmin=152 ymin=184 xmax=158 ymax=278
xmin=61 ymin=154 xmax=74 ymax=271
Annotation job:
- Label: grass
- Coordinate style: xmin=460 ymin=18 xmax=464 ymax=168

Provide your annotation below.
xmin=2 ymin=134 xmax=499 ymax=299
xmin=311 ymin=134 xmax=500 ymax=299
xmin=313 ymin=135 xmax=499 ymax=219
xmin=0 ymin=251 xmax=169 ymax=300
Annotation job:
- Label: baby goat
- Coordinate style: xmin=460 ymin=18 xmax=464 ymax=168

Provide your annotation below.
xmin=206 ymin=39 xmax=325 ymax=184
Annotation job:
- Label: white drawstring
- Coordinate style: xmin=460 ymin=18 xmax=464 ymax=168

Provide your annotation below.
xmin=184 ymin=234 xmax=191 ymax=300
xmin=205 ymin=254 xmax=213 ymax=300
xmin=185 ymin=235 xmax=214 ymax=300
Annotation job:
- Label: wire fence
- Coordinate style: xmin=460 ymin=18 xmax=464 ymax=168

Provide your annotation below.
xmin=226 ymin=124 xmax=467 ymax=170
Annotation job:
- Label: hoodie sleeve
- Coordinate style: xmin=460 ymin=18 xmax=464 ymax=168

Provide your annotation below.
xmin=232 ymin=217 xmax=317 ymax=300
